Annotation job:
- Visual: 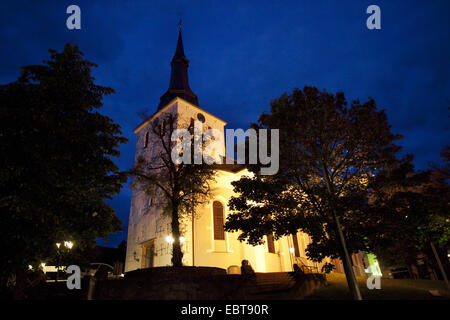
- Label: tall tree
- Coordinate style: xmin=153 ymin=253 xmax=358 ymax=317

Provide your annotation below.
xmin=224 ymin=86 xmax=402 ymax=300
xmin=366 ymin=149 xmax=449 ymax=285
xmin=365 ymin=157 xmax=431 ymax=268
xmin=0 ymin=44 xmax=127 ymax=296
xmin=130 ymin=113 xmax=216 ymax=267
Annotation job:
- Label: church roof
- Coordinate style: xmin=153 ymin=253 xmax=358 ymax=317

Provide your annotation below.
xmin=158 ymin=28 xmax=199 ymax=110
xmin=134 ymin=96 xmax=227 ymax=133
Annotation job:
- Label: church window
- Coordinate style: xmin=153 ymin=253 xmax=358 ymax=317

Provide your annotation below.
xmin=143 ymin=197 xmax=152 ymax=215
xmin=267 ymin=234 xmax=275 ymax=253
xmin=144 ymin=132 xmax=149 ymax=148
xmin=292 ymin=234 xmax=300 ymax=257
xmin=213 ymin=201 xmax=225 ymax=240
xmin=197 ymin=113 xmax=205 ymax=123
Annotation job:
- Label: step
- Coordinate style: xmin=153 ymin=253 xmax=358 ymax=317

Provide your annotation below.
xmin=248 ymin=272 xmax=297 ymax=294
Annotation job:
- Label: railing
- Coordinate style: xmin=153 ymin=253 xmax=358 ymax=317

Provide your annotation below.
xmin=293 ymin=257 xmax=319 ymax=274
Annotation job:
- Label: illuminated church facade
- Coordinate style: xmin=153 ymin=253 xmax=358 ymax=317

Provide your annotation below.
xmin=125 ymin=29 xmax=368 ymax=276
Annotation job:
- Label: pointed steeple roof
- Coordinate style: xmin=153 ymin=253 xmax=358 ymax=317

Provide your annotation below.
xmin=158 ymin=27 xmax=199 ymax=110
xmin=174 ymin=28 xmax=185 ymax=59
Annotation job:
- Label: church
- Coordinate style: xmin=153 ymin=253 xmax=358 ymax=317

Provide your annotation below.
xmin=124 ymin=28 xmax=368 ymax=276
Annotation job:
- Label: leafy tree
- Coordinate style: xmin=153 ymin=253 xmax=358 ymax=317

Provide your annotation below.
xmin=366 ymin=149 xmax=449 ymax=284
xmin=130 ymin=113 xmax=216 ymax=267
xmin=365 ymin=157 xmax=430 ymax=267
xmin=224 ymin=86 xmax=402 ymax=299
xmin=0 ymin=44 xmax=127 ymax=296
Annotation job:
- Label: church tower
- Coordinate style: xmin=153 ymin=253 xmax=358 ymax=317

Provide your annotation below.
xmin=125 ymin=27 xmax=228 ymax=272
xmin=124 ymin=27 xmax=341 ymax=277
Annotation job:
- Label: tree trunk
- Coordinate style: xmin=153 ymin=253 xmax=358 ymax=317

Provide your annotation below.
xmin=333 ymin=212 xmax=362 ymax=300
xmin=320 ymin=163 xmax=362 ymax=300
xmin=430 ymin=242 xmax=449 ymax=289
xmin=171 ymin=204 xmax=183 ymax=267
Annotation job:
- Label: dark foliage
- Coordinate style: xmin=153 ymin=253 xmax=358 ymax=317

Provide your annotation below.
xmin=0 ymin=44 xmax=127 ymax=291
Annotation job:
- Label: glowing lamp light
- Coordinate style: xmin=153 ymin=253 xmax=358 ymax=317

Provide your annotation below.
xmin=165 ymin=235 xmax=174 ymax=244
xmin=56 ymin=243 xmax=61 ymax=248
xmin=180 ymin=236 xmax=185 ymax=243
xmin=289 ymin=248 xmax=295 ymax=253
xmin=41 ymin=262 xmax=46 ymax=268
xmin=64 ymin=241 xmax=73 ymax=249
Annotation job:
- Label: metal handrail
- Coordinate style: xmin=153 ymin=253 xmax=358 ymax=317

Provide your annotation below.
xmin=293 ymin=256 xmax=319 ymax=273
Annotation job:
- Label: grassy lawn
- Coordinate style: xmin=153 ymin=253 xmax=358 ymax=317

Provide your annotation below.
xmin=305 ymin=272 xmax=450 ymax=300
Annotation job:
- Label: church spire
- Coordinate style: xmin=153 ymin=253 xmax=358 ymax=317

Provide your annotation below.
xmin=158 ymin=25 xmax=199 ymax=110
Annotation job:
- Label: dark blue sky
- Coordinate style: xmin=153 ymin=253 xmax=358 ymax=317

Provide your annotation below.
xmin=1 ymin=1 xmax=448 ymax=247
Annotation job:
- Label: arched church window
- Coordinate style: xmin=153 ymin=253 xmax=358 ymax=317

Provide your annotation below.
xmin=267 ymin=234 xmax=275 ymax=253
xmin=292 ymin=234 xmax=300 ymax=257
xmin=213 ymin=201 xmax=225 ymax=240
xmin=144 ymin=131 xmax=149 ymax=148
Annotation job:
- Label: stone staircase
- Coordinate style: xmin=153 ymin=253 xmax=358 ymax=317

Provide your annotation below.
xmin=250 ymin=272 xmax=296 ymax=294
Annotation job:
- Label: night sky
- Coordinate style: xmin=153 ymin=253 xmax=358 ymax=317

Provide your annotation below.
xmin=1 ymin=1 xmax=448 ymax=248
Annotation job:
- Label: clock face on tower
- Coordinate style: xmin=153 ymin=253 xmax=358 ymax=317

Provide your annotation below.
xmin=197 ymin=113 xmax=205 ymax=123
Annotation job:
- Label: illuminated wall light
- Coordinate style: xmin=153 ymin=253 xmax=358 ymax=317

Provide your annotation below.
xmin=180 ymin=236 xmax=185 ymax=243
xmin=165 ymin=235 xmax=174 ymax=244
xmin=289 ymin=248 xmax=295 ymax=253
